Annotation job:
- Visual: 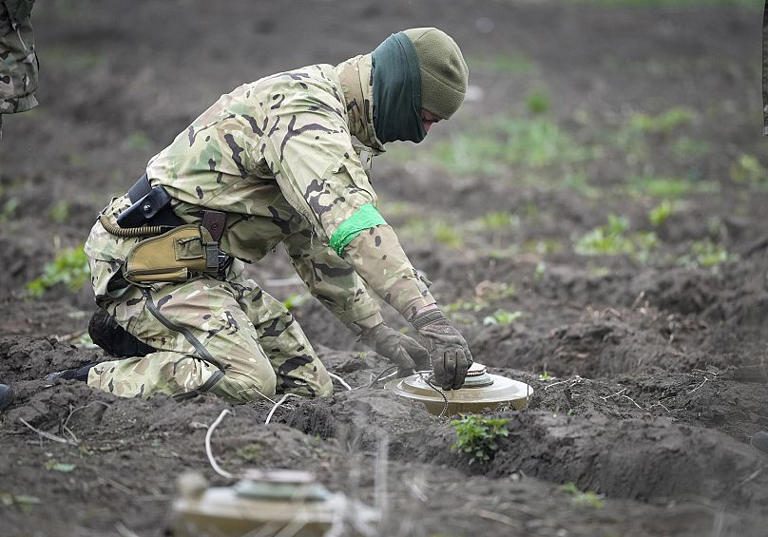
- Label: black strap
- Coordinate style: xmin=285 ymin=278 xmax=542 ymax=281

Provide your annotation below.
xmin=202 ymin=210 xmax=227 ymax=242
xmin=141 ymin=288 xmax=227 ymax=372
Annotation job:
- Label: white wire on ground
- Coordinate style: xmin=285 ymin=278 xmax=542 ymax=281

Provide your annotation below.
xmin=265 ymin=393 xmax=304 ymax=425
xmin=205 ymin=409 xmax=234 ymax=479
xmin=328 ymin=372 xmax=353 ymax=391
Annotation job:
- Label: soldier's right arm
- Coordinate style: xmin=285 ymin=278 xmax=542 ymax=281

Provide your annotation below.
xmin=262 ymin=77 xmax=435 ymax=321
xmin=283 ymin=229 xmax=384 ymax=331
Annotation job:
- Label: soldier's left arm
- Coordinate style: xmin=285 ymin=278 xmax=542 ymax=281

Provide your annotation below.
xmin=263 ymin=87 xmax=435 ymax=321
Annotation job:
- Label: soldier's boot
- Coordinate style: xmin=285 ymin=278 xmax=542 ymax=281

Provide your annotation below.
xmin=0 ymin=383 xmax=13 ymax=411
xmin=88 ymin=308 xmax=155 ymax=357
xmin=752 ymin=431 xmax=768 ymax=454
xmin=45 ymin=363 xmax=97 ymax=385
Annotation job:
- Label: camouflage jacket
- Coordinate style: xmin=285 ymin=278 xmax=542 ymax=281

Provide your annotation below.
xmin=0 ymin=0 xmax=38 ymax=114
xmin=104 ymin=55 xmax=434 ymax=328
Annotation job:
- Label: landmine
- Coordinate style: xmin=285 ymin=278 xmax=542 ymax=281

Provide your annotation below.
xmin=170 ymin=469 xmax=378 ymax=537
xmin=386 ymin=362 xmax=532 ymax=415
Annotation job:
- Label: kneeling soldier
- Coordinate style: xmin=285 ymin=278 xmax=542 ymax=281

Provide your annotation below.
xmin=54 ymin=28 xmax=473 ymax=402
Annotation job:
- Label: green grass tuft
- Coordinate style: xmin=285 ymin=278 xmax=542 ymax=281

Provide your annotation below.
xmin=526 ymin=89 xmax=550 ymax=115
xmin=648 ymin=200 xmax=674 ymax=226
xmin=560 ymin=482 xmax=605 ymax=509
xmin=678 ymin=239 xmax=732 ymax=269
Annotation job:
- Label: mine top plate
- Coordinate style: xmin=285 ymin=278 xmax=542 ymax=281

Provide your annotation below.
xmin=387 ymin=362 xmax=533 ymax=406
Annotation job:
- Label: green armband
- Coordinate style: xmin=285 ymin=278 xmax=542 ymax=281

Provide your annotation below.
xmin=329 ymin=204 xmax=387 ymax=256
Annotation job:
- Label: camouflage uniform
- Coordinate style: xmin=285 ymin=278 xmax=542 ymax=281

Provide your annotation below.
xmin=85 ymin=54 xmax=435 ymax=402
xmin=764 ymin=0 xmax=768 ymax=135
xmin=0 ymin=0 xmax=38 ymax=133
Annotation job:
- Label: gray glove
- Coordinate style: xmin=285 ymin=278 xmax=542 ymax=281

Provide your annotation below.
xmin=360 ymin=323 xmax=430 ymax=375
xmin=412 ymin=309 xmax=473 ymax=390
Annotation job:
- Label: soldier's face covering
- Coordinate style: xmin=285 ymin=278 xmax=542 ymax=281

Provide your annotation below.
xmin=371 ymin=32 xmax=426 ymax=144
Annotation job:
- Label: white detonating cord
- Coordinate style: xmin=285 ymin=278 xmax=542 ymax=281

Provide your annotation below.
xmin=265 ymin=393 xmax=304 ymax=425
xmin=205 ymin=409 xmax=234 ymax=479
xmin=328 ymin=372 xmax=353 ymax=391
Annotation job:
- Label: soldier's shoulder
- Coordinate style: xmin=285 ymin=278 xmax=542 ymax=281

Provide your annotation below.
xmin=256 ymin=64 xmax=338 ymax=94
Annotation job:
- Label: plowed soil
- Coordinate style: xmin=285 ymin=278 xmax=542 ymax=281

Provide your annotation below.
xmin=1 ymin=1 xmax=767 ymax=536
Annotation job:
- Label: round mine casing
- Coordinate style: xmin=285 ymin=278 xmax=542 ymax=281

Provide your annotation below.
xmin=169 ymin=469 xmax=377 ymax=537
xmin=385 ymin=363 xmax=532 ymax=415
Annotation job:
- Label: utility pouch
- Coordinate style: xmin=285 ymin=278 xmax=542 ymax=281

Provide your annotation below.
xmin=124 ymin=224 xmax=219 ymax=284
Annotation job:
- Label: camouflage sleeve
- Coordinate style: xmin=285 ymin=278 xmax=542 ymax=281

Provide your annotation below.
xmin=263 ymin=86 xmax=434 ymax=319
xmin=0 ymin=1 xmax=38 ymax=114
xmin=284 ymin=229 xmax=384 ymax=330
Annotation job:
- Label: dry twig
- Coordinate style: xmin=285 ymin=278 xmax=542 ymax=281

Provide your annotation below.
xmin=544 ymin=375 xmax=584 ymax=391
xmin=115 ymin=522 xmax=141 ymax=537
xmin=476 ymin=509 xmax=520 ymax=528
xmin=18 ymin=418 xmax=78 ymax=446
xmin=688 ymin=377 xmax=710 ymax=395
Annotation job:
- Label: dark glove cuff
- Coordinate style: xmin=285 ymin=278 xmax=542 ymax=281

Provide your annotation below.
xmin=411 ymin=309 xmax=446 ymax=330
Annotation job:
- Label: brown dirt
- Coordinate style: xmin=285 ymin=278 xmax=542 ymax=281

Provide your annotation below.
xmin=1 ymin=1 xmax=767 ymax=536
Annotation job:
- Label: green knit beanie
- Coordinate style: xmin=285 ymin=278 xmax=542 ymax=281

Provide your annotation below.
xmin=403 ymin=27 xmax=469 ymax=120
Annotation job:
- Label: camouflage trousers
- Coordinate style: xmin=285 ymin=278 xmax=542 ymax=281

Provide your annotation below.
xmin=88 ymin=262 xmax=333 ymax=403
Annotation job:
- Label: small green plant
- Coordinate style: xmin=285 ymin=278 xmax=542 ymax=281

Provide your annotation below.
xmin=575 ymin=215 xmax=658 ymax=262
xmin=526 ymin=89 xmax=550 ymax=115
xmin=429 ymin=117 xmax=590 ymax=176
xmin=730 ymin=153 xmax=766 ymax=186
xmin=0 ymin=492 xmax=41 ymax=512
xmin=401 ymin=218 xmax=463 ymax=249
xmin=44 ymin=460 xmax=76 ymax=473
xmin=470 ymin=53 xmax=534 ymax=74
xmin=628 ymin=107 xmax=695 ymax=135
xmin=49 ymin=200 xmax=71 ymax=224
xmin=0 ymin=197 xmax=19 ymax=222
xmin=451 ymin=415 xmax=510 ymax=464
xmin=648 ymin=199 xmax=674 ymax=227
xmin=538 ymin=370 xmax=553 ymax=381
xmin=575 ymin=215 xmax=632 ymax=255
xmin=478 ymin=211 xmax=519 ymax=231
xmin=560 ymin=482 xmax=604 ymax=509
xmin=235 ymin=443 xmax=262 ymax=463
xmin=433 ymin=222 xmax=464 ymax=249
xmin=671 ymin=137 xmax=710 ymax=160
xmin=27 ymin=245 xmax=90 ymax=298
xmin=126 ymin=131 xmax=152 ymax=151
xmin=629 ymin=175 xmax=718 ymax=199
xmin=678 ymin=239 xmax=732 ymax=269
xmin=483 ymin=309 xmax=523 ymax=326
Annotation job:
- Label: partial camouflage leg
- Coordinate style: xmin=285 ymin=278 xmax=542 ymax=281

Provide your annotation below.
xmin=90 ymin=278 xmax=278 ymax=403
xmin=228 ymin=264 xmax=333 ymax=397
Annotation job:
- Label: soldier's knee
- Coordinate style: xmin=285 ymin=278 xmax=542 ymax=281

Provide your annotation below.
xmin=317 ymin=383 xmax=333 ymax=398
xmin=316 ymin=373 xmax=334 ymax=397
xmin=215 ymin=367 xmax=277 ymax=404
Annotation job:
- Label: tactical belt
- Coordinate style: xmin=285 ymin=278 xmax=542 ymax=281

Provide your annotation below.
xmin=104 ymin=174 xmax=232 ymax=283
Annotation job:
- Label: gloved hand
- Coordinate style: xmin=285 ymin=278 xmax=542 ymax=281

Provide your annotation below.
xmin=411 ymin=308 xmax=473 ymax=390
xmin=359 ymin=323 xmax=430 ymax=375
